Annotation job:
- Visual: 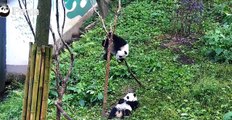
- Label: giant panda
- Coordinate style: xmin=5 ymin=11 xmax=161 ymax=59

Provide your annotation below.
xmin=108 ymin=92 xmax=139 ymax=119
xmin=123 ymin=92 xmax=139 ymax=111
xmin=108 ymin=99 xmax=132 ymax=119
xmin=102 ymin=33 xmax=129 ymax=62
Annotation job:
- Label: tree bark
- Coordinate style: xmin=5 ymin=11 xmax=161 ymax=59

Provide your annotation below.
xmin=35 ymin=0 xmax=52 ymax=46
xmin=96 ymin=0 xmax=109 ymax=19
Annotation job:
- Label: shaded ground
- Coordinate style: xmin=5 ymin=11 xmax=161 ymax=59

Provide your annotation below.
xmin=160 ymin=35 xmax=197 ymax=64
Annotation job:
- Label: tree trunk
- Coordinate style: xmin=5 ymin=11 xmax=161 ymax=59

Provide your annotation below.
xmin=0 ymin=0 xmax=7 ymax=94
xmin=35 ymin=0 xmax=52 ymax=46
xmin=96 ymin=0 xmax=109 ymax=19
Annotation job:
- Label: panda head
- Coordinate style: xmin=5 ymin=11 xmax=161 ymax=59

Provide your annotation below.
xmin=0 ymin=4 xmax=10 ymax=17
xmin=124 ymin=92 xmax=139 ymax=110
xmin=124 ymin=92 xmax=137 ymax=102
xmin=115 ymin=110 xmax=123 ymax=118
xmin=116 ymin=44 xmax=129 ymax=62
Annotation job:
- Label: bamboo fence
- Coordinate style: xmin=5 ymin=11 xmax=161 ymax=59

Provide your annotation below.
xmin=22 ymin=43 xmax=53 ymax=120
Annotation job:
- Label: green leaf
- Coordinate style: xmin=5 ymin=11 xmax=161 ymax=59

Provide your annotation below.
xmin=215 ymin=48 xmax=223 ymax=55
xmin=79 ymin=100 xmax=85 ymax=107
xmin=97 ymin=93 xmax=103 ymax=100
xmin=223 ymin=112 xmax=232 ymax=120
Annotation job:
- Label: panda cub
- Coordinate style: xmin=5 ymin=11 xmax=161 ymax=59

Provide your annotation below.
xmin=108 ymin=92 xmax=139 ymax=119
xmin=102 ymin=33 xmax=129 ymax=62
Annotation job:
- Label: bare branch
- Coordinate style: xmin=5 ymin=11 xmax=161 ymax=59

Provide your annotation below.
xmin=55 ymin=0 xmax=74 ymax=57
xmin=55 ymin=0 xmax=74 ymax=84
xmin=101 ymin=0 xmax=122 ymax=117
xmin=49 ymin=26 xmax=63 ymax=92
xmin=112 ymin=0 xmax=121 ymax=33
xmin=91 ymin=0 xmax=108 ymax=33
xmin=53 ymin=1 xmax=75 ymax=119
xmin=55 ymin=101 xmax=73 ymax=120
xmin=61 ymin=0 xmax=66 ymax=34
xmin=18 ymin=0 xmax=36 ymax=38
xmin=124 ymin=60 xmax=145 ymax=88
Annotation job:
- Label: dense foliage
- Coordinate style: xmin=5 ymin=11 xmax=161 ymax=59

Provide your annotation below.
xmin=1 ymin=0 xmax=232 ymax=120
xmin=202 ymin=1 xmax=232 ymax=63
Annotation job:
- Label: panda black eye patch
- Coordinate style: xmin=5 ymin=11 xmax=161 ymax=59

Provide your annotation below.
xmin=124 ymin=51 xmax=127 ymax=55
xmin=127 ymin=96 xmax=129 ymax=99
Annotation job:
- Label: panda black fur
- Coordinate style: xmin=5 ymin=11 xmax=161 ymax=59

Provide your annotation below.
xmin=123 ymin=92 xmax=139 ymax=110
xmin=102 ymin=34 xmax=129 ymax=62
xmin=108 ymin=92 xmax=139 ymax=119
xmin=108 ymin=99 xmax=132 ymax=119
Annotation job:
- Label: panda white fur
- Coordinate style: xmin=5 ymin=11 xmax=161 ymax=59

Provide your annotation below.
xmin=123 ymin=92 xmax=139 ymax=110
xmin=108 ymin=92 xmax=139 ymax=119
xmin=108 ymin=99 xmax=132 ymax=119
xmin=102 ymin=33 xmax=129 ymax=62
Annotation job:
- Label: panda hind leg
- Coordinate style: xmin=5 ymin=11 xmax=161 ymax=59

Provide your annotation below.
xmin=123 ymin=109 xmax=131 ymax=116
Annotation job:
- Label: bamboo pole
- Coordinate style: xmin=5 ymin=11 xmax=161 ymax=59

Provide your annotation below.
xmin=30 ymin=47 xmax=42 ymax=120
xmin=40 ymin=45 xmax=53 ymax=120
xmin=26 ymin=43 xmax=37 ymax=120
xmin=22 ymin=42 xmax=33 ymax=120
xmin=35 ymin=46 xmax=46 ymax=120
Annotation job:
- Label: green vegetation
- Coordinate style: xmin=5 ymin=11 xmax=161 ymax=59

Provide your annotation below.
xmin=1 ymin=0 xmax=232 ymax=120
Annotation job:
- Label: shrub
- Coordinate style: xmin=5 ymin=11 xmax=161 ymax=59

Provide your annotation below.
xmin=202 ymin=23 xmax=232 ymax=63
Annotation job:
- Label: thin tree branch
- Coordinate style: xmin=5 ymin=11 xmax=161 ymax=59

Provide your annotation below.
xmin=61 ymin=0 xmax=66 ymax=34
xmin=55 ymin=0 xmax=74 ymax=58
xmin=124 ymin=60 xmax=145 ymax=88
xmin=53 ymin=1 xmax=75 ymax=119
xmin=91 ymin=0 xmax=108 ymax=34
xmin=49 ymin=26 xmax=63 ymax=92
xmin=55 ymin=101 xmax=73 ymax=120
xmin=18 ymin=0 xmax=36 ymax=38
xmin=99 ymin=0 xmax=121 ymax=117
xmin=112 ymin=0 xmax=121 ymax=33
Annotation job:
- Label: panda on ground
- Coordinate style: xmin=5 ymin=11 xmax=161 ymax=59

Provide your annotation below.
xmin=108 ymin=92 xmax=139 ymax=119
xmin=102 ymin=33 xmax=129 ymax=62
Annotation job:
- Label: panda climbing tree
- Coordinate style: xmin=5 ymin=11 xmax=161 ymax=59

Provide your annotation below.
xmin=92 ymin=0 xmax=144 ymax=118
xmin=102 ymin=33 xmax=129 ymax=62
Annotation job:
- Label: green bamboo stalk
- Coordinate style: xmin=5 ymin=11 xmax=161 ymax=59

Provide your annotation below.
xmin=22 ymin=42 xmax=33 ymax=120
xmin=35 ymin=46 xmax=46 ymax=120
xmin=26 ymin=43 xmax=37 ymax=120
xmin=30 ymin=46 xmax=42 ymax=120
xmin=40 ymin=45 xmax=53 ymax=120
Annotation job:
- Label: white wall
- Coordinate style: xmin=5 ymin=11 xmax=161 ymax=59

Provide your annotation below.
xmin=6 ymin=0 xmax=37 ymax=65
xmin=6 ymin=0 xmax=96 ymax=65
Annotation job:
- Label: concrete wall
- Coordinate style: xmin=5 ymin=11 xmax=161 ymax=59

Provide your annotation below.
xmin=6 ymin=0 xmax=96 ymax=74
